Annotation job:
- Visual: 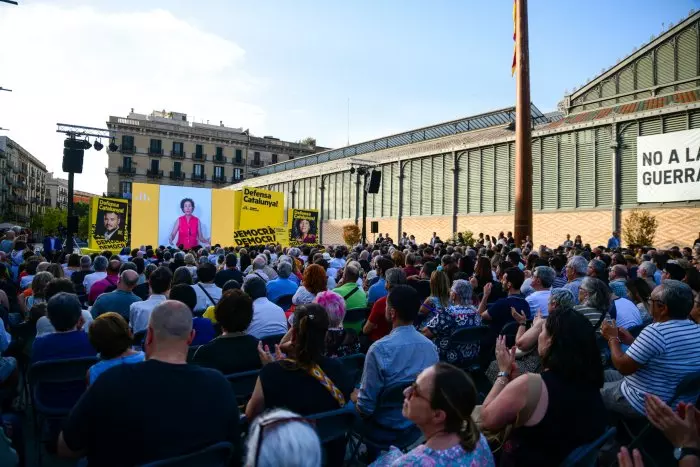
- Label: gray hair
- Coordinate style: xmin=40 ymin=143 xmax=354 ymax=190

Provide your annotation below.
xmin=289 ymin=248 xmax=301 ymax=258
xmin=144 ymin=263 xmax=157 ymax=279
xmin=654 ymin=279 xmax=694 ymax=320
xmin=451 ymin=279 xmax=473 ymax=304
xmin=198 ymin=256 xmax=210 ymax=266
xmin=278 ymin=255 xmax=292 ymax=265
xmin=580 ymin=277 xmax=611 ymax=311
xmin=37 ymin=262 xmax=50 ymax=272
xmin=93 ymin=255 xmax=108 ymax=272
xmin=639 ymin=261 xmax=656 ymax=276
xmin=148 ymin=300 xmax=193 ymax=341
xmin=385 ymin=267 xmax=406 ymax=287
xmin=533 ymin=266 xmax=556 ymax=288
xmin=245 ymin=409 xmax=321 ymax=467
xmin=253 ymin=255 xmax=267 ymax=270
xmin=611 ymin=264 xmax=628 ymax=279
xmin=566 ymin=255 xmax=588 ymax=276
xmin=343 ymin=264 xmax=360 ymax=282
xmin=588 ymin=259 xmax=607 ymax=278
xmin=277 ymin=261 xmax=292 ymax=279
xmin=174 ymin=252 xmax=185 ymax=262
xmin=549 ymin=288 xmax=576 ymax=310
xmin=80 ymin=255 xmax=92 ymax=268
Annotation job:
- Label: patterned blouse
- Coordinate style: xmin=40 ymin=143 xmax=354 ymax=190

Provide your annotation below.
xmin=324 ymin=328 xmax=361 ymax=358
xmin=426 ymin=304 xmax=481 ymax=365
xmin=371 ymin=434 xmax=495 ymax=466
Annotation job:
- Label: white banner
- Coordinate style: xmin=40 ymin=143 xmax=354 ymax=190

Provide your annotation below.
xmin=637 ymin=129 xmax=700 ymax=203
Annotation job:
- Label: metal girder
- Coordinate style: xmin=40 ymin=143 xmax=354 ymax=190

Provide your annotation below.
xmin=56 ymin=123 xmax=112 ymax=139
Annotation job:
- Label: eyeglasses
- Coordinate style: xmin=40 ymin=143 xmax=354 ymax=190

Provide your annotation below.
xmin=649 ymin=298 xmax=665 ymax=306
xmin=254 ymin=415 xmax=315 ymax=463
xmin=406 ymin=381 xmax=429 ymax=402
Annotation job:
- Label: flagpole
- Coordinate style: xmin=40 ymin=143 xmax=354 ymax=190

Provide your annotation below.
xmin=514 ymin=0 xmax=533 ymax=246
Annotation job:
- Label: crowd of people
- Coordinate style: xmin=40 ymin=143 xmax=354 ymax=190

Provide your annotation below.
xmin=0 ymin=226 xmax=698 ymax=466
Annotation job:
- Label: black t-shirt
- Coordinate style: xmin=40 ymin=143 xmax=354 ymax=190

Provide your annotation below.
xmin=70 ymin=270 xmax=90 ymax=295
xmin=62 ymin=360 xmax=241 ymax=467
xmin=214 ymin=268 xmax=244 ymax=289
xmin=133 ymin=282 xmax=149 ymax=301
xmin=260 ymin=357 xmax=353 ymax=415
xmin=407 ymin=278 xmax=431 ymax=302
xmin=189 ymin=334 xmax=261 ymax=375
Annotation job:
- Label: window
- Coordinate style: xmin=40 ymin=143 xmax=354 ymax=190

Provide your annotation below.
xmin=194 ymin=164 xmax=203 ymax=176
xmin=149 ymin=139 xmax=162 ymax=152
xmin=216 ymin=147 xmax=223 ymax=157
xmin=122 ymin=156 xmax=132 ymax=168
xmin=120 ymin=181 xmax=132 ymax=194
xmin=214 ymin=166 xmax=224 ymax=178
xmin=122 ymin=135 xmax=134 ymax=149
xmin=271 ymin=153 xmax=278 ymax=163
xmin=235 ymin=149 xmax=243 ymax=162
xmin=233 ymin=168 xmax=242 ymax=180
xmin=173 ymin=142 xmax=183 ymax=155
xmin=289 ymin=154 xmax=294 ymax=160
xmin=195 ymin=144 xmax=203 ymax=156
xmin=150 ymin=160 xmax=159 ymax=171
xmin=254 ymin=152 xmax=261 ymax=164
xmin=173 ymin=161 xmax=181 ymax=173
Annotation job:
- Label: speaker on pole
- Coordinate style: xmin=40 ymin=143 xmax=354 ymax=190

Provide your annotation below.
xmin=365 ymin=170 xmax=381 ymax=194
xmin=370 ymin=221 xmax=379 ymax=234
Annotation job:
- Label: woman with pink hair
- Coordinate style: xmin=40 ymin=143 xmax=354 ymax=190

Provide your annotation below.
xmin=314 ymin=290 xmax=360 ymax=357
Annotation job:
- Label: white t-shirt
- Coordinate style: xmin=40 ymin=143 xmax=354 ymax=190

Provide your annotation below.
xmin=526 ymin=289 xmax=551 ymax=317
xmin=247 ymin=297 xmax=287 ymax=339
xmin=622 ymin=320 xmax=700 ymax=414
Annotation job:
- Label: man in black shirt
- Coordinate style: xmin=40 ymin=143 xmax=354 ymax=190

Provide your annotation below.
xmin=57 ymin=300 xmax=241 ymax=466
xmin=215 ymin=253 xmax=244 ymax=288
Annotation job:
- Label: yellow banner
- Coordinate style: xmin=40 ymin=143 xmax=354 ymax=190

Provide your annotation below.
xmin=234 ymin=187 xmax=285 ymax=247
xmin=88 ymin=196 xmax=130 ymax=251
xmin=130 ymin=183 xmax=160 ymax=248
xmin=211 ymin=189 xmax=237 ymax=247
xmin=288 ymin=208 xmax=319 ymax=247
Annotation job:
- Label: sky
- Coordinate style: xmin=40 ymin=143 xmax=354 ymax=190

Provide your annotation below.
xmin=0 ymin=0 xmax=697 ymax=194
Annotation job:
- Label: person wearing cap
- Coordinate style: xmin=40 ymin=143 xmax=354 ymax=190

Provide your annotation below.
xmin=266 ymin=262 xmax=298 ymax=304
xmin=662 ymin=262 xmax=686 ymax=282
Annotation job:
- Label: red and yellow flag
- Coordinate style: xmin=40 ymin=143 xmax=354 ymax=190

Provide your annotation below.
xmin=511 ymin=0 xmax=517 ymax=76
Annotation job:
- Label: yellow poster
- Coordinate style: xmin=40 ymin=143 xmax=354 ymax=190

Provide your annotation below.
xmin=233 ymin=187 xmax=285 ymax=247
xmin=288 ymin=209 xmax=319 ymax=247
xmin=88 ymin=196 xmax=130 ymax=251
xmin=130 ymin=183 xmax=160 ymax=248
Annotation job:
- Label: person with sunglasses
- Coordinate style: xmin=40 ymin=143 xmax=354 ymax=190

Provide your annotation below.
xmin=245 ymin=408 xmax=322 ymax=467
xmin=371 ymin=363 xmax=493 ymax=466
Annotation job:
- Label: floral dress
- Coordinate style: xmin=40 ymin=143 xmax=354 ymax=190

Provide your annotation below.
xmin=425 ymin=305 xmax=481 ymax=366
xmin=371 ymin=434 xmax=495 ymax=466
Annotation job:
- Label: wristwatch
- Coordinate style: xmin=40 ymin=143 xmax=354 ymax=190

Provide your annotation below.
xmin=674 ymin=447 xmax=700 ymax=461
xmin=497 ymin=371 xmax=510 ymax=379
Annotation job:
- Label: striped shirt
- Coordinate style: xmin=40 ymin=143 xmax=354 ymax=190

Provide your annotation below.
xmin=621 ymin=320 xmax=700 ymax=414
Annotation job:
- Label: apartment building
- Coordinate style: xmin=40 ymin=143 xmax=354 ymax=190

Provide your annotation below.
xmin=105 ymin=109 xmax=323 ymax=198
xmin=0 ymin=136 xmax=48 ymax=226
xmin=46 ymin=173 xmax=69 ymax=210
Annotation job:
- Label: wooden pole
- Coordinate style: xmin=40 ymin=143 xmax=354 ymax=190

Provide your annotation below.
xmin=514 ymin=0 xmax=533 ymax=246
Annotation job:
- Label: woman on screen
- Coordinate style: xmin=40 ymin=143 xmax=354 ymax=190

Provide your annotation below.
xmin=169 ymin=198 xmax=210 ymax=249
xmin=294 ymin=218 xmax=316 ymax=244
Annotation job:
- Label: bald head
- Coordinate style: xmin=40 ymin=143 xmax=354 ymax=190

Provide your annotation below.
xmin=107 ymin=259 xmax=121 ymax=275
xmin=148 ymin=300 xmax=193 ymax=343
xmin=119 ymin=269 xmax=139 ymax=290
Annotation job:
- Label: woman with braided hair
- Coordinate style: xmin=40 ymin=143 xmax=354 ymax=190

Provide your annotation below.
xmin=372 ymin=362 xmax=494 ymax=466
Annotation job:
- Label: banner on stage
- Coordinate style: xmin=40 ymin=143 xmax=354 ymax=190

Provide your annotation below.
xmin=234 ymin=187 xmax=285 ymax=247
xmin=288 ymin=208 xmax=319 ymax=247
xmin=637 ymin=129 xmax=700 ymax=203
xmin=88 ymin=196 xmax=130 ymax=250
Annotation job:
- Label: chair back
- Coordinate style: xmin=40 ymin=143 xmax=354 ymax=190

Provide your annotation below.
xmin=28 ymin=356 xmax=99 ymax=416
xmin=138 ymin=441 xmax=232 ymax=467
xmin=449 ymin=325 xmax=490 ymax=346
xmin=670 ymin=370 xmax=700 ymax=406
xmin=343 ymin=308 xmax=368 ymax=333
xmin=274 ymin=294 xmax=294 ymax=311
xmin=225 ymin=369 xmax=260 ymax=406
xmin=339 ymin=353 xmax=365 ymax=386
xmin=133 ymin=329 xmax=147 ymax=349
xmin=499 ymin=321 xmax=520 ymax=347
xmin=260 ymin=333 xmax=286 ymax=350
xmin=308 ymin=403 xmax=358 ymax=444
xmin=559 ymin=427 xmax=616 ymax=467
xmin=377 ymin=381 xmax=411 ymax=410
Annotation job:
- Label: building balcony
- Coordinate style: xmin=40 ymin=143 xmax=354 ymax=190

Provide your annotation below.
xmin=120 ymin=146 xmax=136 ymax=154
xmin=212 ymin=175 xmax=227 ymax=184
xmin=232 ymin=157 xmax=245 ymax=166
xmin=170 ymin=150 xmax=186 ymax=159
xmin=191 ymin=173 xmax=207 ymax=182
xmin=249 ymin=160 xmax=264 ymax=168
xmin=16 ymin=179 xmax=26 ymax=188
xmin=148 ymin=148 xmax=164 ymax=157
xmin=117 ymin=166 xmax=136 ymax=176
xmin=169 ymin=171 xmax=185 ymax=181
xmin=213 ymin=154 xmax=227 ymax=164
xmin=231 ymin=175 xmax=244 ymax=183
xmin=192 ymin=153 xmax=207 ymax=162
xmin=105 ymin=191 xmax=132 ymax=199
xmin=146 ymin=169 xmax=164 ymax=178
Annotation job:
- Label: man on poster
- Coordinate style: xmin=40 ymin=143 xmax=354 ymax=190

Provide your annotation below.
xmin=99 ymin=211 xmax=124 ymax=242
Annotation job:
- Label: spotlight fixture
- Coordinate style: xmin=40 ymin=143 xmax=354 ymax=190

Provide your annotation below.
xmin=82 ymin=139 xmax=92 ymax=150
xmin=108 ymin=137 xmax=118 ymax=152
xmin=93 ymin=139 xmax=104 ymax=151
xmin=349 ymin=167 xmax=356 ymax=174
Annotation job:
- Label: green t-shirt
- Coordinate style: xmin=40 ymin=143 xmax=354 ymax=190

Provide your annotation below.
xmin=333 ymin=282 xmax=367 ymax=311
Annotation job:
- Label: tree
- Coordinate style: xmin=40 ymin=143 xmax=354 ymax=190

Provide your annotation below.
xmin=623 ymin=210 xmax=658 ymax=247
xmin=38 ymin=207 xmax=67 ymax=235
xmin=300 ymin=137 xmax=316 ymax=147
xmin=342 ymin=224 xmax=361 ymax=246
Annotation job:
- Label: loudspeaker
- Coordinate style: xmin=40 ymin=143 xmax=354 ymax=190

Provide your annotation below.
xmin=365 ymin=170 xmax=381 ymax=194
xmin=370 ymin=221 xmax=379 ymax=234
xmin=63 ymin=139 xmax=85 ymax=173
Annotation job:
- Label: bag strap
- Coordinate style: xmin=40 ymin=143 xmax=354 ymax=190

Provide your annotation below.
xmin=514 ymin=373 xmax=543 ymax=428
xmin=197 ymin=283 xmax=218 ymax=306
xmin=286 ymin=359 xmax=346 ymax=407
xmin=343 ymin=286 xmax=360 ymax=301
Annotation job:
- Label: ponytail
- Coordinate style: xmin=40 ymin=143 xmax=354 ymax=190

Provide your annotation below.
xmin=457 ymin=417 xmax=479 ymax=452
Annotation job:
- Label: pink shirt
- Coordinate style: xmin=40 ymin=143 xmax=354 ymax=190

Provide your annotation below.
xmin=88 ymin=274 xmax=119 ymax=304
xmin=178 ymin=215 xmax=200 ymax=249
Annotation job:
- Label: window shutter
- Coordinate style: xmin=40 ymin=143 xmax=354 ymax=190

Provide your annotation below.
xmin=468 ymin=150 xmax=481 ymax=213
xmin=442 ymin=153 xmax=454 ymax=216
xmin=410 ymin=160 xmax=421 ymax=216
xmin=542 ymin=137 xmax=558 ymax=210
xmin=618 ymin=67 xmax=634 ymax=103
xmin=559 ymin=134 xmax=575 ymax=209
xmin=656 ymin=41 xmax=675 ymax=89
xmin=677 ymin=28 xmax=697 ymax=90
xmin=481 ymin=147 xmax=495 ymax=212
xmin=532 ymin=139 xmax=542 ymax=210
xmin=640 ymin=117 xmax=662 ymax=136
xmin=495 ymin=145 xmax=509 ymax=212
xmin=577 ymin=130 xmax=595 ymax=208
xmin=596 ymin=127 xmax=612 ymax=207
xmin=635 ymin=55 xmax=654 ymax=100
xmin=663 ymin=113 xmax=686 ymax=133
xmin=457 ymin=153 xmax=469 ymax=214
xmin=619 ymin=123 xmax=639 ymax=206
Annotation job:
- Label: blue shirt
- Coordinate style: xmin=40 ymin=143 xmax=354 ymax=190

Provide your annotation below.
xmin=357 ymin=325 xmax=438 ymax=428
xmin=653 ymin=270 xmax=662 ymax=286
xmin=91 ymin=290 xmax=143 ymax=322
xmin=607 ymin=236 xmax=621 ymax=249
xmin=609 ymin=279 xmax=628 ymax=299
xmin=191 ymin=318 xmax=216 ymax=346
xmin=367 ymin=278 xmax=387 ymax=304
xmin=89 ymin=352 xmax=145 ymax=385
xmin=265 ymin=277 xmax=299 ymax=304
xmin=32 ymin=330 xmax=96 ymax=364
xmin=563 ymin=277 xmax=585 ymax=304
